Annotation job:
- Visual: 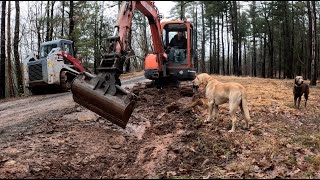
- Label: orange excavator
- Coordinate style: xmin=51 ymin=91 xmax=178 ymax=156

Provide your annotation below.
xmin=71 ymin=1 xmax=197 ymax=128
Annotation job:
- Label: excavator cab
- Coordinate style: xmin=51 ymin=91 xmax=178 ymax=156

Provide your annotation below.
xmin=144 ymin=21 xmax=196 ymax=82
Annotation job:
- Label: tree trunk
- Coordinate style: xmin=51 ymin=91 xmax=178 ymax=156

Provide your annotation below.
xmin=46 ymin=1 xmax=50 ymax=41
xmin=262 ymin=34 xmax=266 ymax=78
xmin=118 ymin=1 xmax=121 ymax=13
xmin=35 ymin=2 xmax=42 ymax=51
xmin=213 ymin=17 xmax=216 ymax=73
xmin=0 ymin=1 xmax=6 ymax=99
xmin=69 ymin=1 xmax=75 ymax=57
xmin=180 ymin=1 xmax=185 ymax=20
xmin=141 ymin=16 xmax=148 ymax=70
xmin=69 ymin=1 xmax=74 ymax=39
xmin=252 ymin=1 xmax=257 ymax=77
xmin=221 ymin=13 xmax=225 ymax=75
xmin=200 ymin=2 xmax=206 ymax=73
xmin=93 ymin=9 xmax=98 ymax=74
xmin=231 ymin=1 xmax=239 ymax=76
xmin=303 ymin=17 xmax=307 ymax=78
xmin=14 ymin=1 xmax=22 ymax=95
xmin=284 ymin=1 xmax=292 ymax=79
xmin=279 ymin=27 xmax=282 ymax=79
xmin=217 ymin=16 xmax=220 ymax=74
xmin=61 ymin=1 xmax=64 ymax=37
xmin=299 ymin=17 xmax=304 ymax=76
xmin=264 ymin=8 xmax=274 ymax=78
xmin=226 ymin=11 xmax=230 ymax=75
xmin=126 ymin=20 xmax=133 ymax=73
xmin=237 ymin=5 xmax=241 ymax=76
xmin=307 ymin=1 xmax=312 ymax=80
xmin=49 ymin=1 xmax=55 ymax=40
xmin=209 ymin=17 xmax=212 ymax=74
xmin=260 ymin=36 xmax=263 ymax=77
xmin=239 ymin=38 xmax=242 ymax=76
xmin=98 ymin=2 xmax=103 ymax=70
xmin=41 ymin=3 xmax=44 ymax=44
xmin=7 ymin=1 xmax=14 ymax=97
xmin=310 ymin=1 xmax=317 ymax=85
xmin=244 ymin=39 xmax=247 ymax=75
xmin=194 ymin=4 xmax=198 ymax=72
xmin=291 ymin=1 xmax=295 ymax=77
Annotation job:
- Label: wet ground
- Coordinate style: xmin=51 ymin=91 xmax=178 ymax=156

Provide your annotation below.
xmin=1 ymin=75 xmax=320 ymax=178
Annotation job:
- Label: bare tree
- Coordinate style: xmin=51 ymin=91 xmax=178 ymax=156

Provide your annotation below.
xmin=7 ymin=1 xmax=14 ymax=97
xmin=35 ymin=1 xmax=44 ymax=51
xmin=221 ymin=13 xmax=225 ymax=75
xmin=194 ymin=3 xmax=198 ymax=72
xmin=231 ymin=1 xmax=239 ymax=76
xmin=200 ymin=2 xmax=206 ymax=73
xmin=209 ymin=17 xmax=212 ymax=74
xmin=69 ymin=1 xmax=75 ymax=56
xmin=46 ymin=1 xmax=50 ymax=41
xmin=0 ymin=1 xmax=6 ymax=99
xmin=61 ymin=1 xmax=65 ymax=37
xmin=49 ymin=1 xmax=55 ymax=40
xmin=141 ymin=16 xmax=148 ymax=70
xmin=14 ymin=1 xmax=23 ymax=94
xmin=310 ymin=1 xmax=317 ymax=85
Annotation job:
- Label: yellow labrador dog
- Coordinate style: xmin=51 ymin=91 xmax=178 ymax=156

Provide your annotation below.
xmin=193 ymin=73 xmax=251 ymax=132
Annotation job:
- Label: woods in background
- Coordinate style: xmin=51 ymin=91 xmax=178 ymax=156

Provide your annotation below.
xmin=0 ymin=1 xmax=319 ymax=99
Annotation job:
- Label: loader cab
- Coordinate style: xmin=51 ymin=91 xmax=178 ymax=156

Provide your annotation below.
xmin=25 ymin=39 xmax=76 ymax=88
xmin=39 ymin=39 xmax=74 ymax=60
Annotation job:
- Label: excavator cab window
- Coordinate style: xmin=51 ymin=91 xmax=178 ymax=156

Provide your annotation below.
xmin=63 ymin=43 xmax=72 ymax=55
xmin=40 ymin=43 xmax=58 ymax=58
xmin=162 ymin=23 xmax=188 ymax=64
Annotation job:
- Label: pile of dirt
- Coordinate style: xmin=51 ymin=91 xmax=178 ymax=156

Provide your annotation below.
xmin=1 ymin=76 xmax=320 ymax=178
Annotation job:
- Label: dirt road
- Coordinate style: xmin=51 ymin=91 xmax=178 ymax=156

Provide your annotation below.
xmin=0 ymin=75 xmax=152 ymax=143
xmin=1 ymin=75 xmax=320 ymax=179
xmin=0 ymin=76 xmax=150 ymax=130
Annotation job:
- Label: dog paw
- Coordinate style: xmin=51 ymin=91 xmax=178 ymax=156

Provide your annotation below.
xmin=228 ymin=129 xmax=235 ymax=133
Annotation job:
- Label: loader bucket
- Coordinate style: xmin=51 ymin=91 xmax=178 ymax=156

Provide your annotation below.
xmin=71 ymin=71 xmax=136 ymax=128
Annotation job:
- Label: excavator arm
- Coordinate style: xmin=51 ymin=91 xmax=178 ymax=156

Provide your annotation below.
xmin=107 ymin=1 xmax=167 ymax=74
xmin=71 ymin=1 xmax=166 ymax=128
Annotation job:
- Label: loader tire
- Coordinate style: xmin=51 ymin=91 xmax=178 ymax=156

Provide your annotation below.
xmin=60 ymin=71 xmax=72 ymax=92
xmin=29 ymin=87 xmax=41 ymax=95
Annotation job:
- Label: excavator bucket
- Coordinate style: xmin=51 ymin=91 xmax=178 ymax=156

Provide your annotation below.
xmin=71 ymin=71 xmax=136 ymax=128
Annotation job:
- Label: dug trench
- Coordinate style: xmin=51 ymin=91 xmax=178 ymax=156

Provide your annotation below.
xmin=1 ymin=76 xmax=320 ymax=178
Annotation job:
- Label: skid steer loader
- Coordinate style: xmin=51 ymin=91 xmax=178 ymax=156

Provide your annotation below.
xmin=71 ymin=1 xmax=197 ymax=129
xmin=23 ymin=39 xmax=85 ymax=95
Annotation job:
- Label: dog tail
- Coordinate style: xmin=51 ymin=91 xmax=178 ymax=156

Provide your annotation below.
xmin=241 ymin=92 xmax=251 ymax=121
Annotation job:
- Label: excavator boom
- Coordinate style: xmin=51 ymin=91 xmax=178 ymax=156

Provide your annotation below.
xmin=71 ymin=1 xmax=166 ymax=128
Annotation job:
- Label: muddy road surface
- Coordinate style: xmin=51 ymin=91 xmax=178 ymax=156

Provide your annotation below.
xmin=0 ymin=76 xmax=150 ymax=129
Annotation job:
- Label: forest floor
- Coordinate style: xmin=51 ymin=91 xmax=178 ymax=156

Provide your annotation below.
xmin=1 ymin=75 xmax=320 ymax=178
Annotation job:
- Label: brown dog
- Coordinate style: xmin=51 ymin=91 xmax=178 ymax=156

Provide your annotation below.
xmin=293 ymin=76 xmax=309 ymax=109
xmin=193 ymin=73 xmax=251 ymax=132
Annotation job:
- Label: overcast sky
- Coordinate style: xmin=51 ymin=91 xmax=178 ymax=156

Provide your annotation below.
xmin=154 ymin=1 xmax=175 ymax=20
